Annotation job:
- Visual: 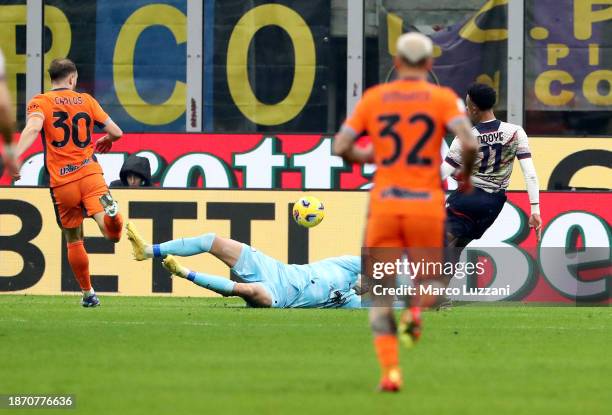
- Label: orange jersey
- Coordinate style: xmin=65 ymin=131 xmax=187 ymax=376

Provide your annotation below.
xmin=343 ymin=79 xmax=465 ymax=212
xmin=26 ymin=88 xmax=109 ymax=187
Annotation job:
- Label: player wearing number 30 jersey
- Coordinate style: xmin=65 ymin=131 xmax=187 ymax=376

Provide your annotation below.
xmin=15 ymin=58 xmax=124 ymax=308
xmin=26 ymin=86 xmax=108 ymax=186
xmin=333 ymin=33 xmax=478 ymax=393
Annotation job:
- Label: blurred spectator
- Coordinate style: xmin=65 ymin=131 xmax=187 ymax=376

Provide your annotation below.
xmin=0 ymin=47 xmax=19 ymax=178
xmin=110 ymin=155 xmax=152 ymax=188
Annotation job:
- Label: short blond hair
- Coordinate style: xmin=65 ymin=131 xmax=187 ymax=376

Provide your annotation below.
xmin=396 ymin=32 xmax=433 ymax=66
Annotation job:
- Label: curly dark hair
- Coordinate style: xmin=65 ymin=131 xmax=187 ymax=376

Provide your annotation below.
xmin=467 ymin=83 xmax=496 ymax=111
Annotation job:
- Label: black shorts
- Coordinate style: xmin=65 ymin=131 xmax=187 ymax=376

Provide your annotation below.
xmin=446 ymin=188 xmax=507 ymax=241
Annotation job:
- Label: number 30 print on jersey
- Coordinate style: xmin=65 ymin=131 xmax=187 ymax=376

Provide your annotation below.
xmin=26 ymin=88 xmax=109 ymax=187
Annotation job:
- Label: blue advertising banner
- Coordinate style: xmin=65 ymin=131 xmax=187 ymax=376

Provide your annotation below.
xmin=94 ymin=0 xmax=187 ymax=132
xmin=208 ymin=0 xmax=331 ymax=133
xmin=3 ymin=0 xmax=609 ymax=133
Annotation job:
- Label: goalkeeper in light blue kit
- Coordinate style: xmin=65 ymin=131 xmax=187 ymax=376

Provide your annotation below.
xmin=126 ymin=223 xmax=361 ymax=308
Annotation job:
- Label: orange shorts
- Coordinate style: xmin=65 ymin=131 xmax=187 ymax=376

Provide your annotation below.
xmin=50 ymin=173 xmax=109 ymax=228
xmin=364 ymin=211 xmax=446 ymax=248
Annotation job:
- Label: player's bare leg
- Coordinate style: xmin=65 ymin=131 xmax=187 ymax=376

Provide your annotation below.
xmin=62 ymin=225 xmax=99 ymax=307
xmin=94 ymin=193 xmax=123 ymax=243
xmin=208 ymin=237 xmax=243 ymax=268
xmin=63 ymin=225 xmax=84 ymax=243
xmin=232 ymin=284 xmax=273 ymax=307
xmin=162 ymin=255 xmax=272 ymax=307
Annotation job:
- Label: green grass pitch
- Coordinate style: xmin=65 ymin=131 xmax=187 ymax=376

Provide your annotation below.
xmin=0 ymin=295 xmax=610 ymax=415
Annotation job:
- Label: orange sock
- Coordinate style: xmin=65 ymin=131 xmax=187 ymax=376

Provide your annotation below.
xmin=104 ymin=213 xmax=123 ymax=241
xmin=67 ymin=241 xmax=91 ymax=291
xmin=374 ymin=334 xmax=399 ymax=376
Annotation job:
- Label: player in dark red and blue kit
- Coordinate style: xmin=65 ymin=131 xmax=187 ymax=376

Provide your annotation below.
xmin=441 ymin=83 xmax=542 ymax=248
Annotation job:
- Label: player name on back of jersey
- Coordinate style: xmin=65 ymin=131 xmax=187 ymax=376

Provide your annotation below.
xmin=477 ymin=131 xmax=503 ymax=144
xmin=382 ymin=90 xmax=431 ymax=102
xmin=54 ymin=95 xmax=84 ymax=106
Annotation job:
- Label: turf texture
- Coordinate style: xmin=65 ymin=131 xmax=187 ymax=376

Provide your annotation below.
xmin=0 ymin=295 xmax=610 ymax=415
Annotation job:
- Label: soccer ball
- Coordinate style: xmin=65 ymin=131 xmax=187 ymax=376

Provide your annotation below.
xmin=292 ymin=196 xmax=325 ymax=228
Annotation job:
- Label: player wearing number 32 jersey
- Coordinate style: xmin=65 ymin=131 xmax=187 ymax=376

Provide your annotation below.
xmin=15 ymin=58 xmax=124 ymax=308
xmin=333 ymin=33 xmax=478 ymax=393
xmin=336 ymin=40 xmax=477 ymax=250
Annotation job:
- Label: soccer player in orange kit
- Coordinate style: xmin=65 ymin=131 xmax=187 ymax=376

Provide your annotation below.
xmin=333 ymin=33 xmax=478 ymax=392
xmin=15 ymin=58 xmax=124 ymax=307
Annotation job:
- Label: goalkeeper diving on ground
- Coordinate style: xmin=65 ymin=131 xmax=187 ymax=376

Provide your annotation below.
xmin=126 ymin=223 xmax=362 ymax=308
